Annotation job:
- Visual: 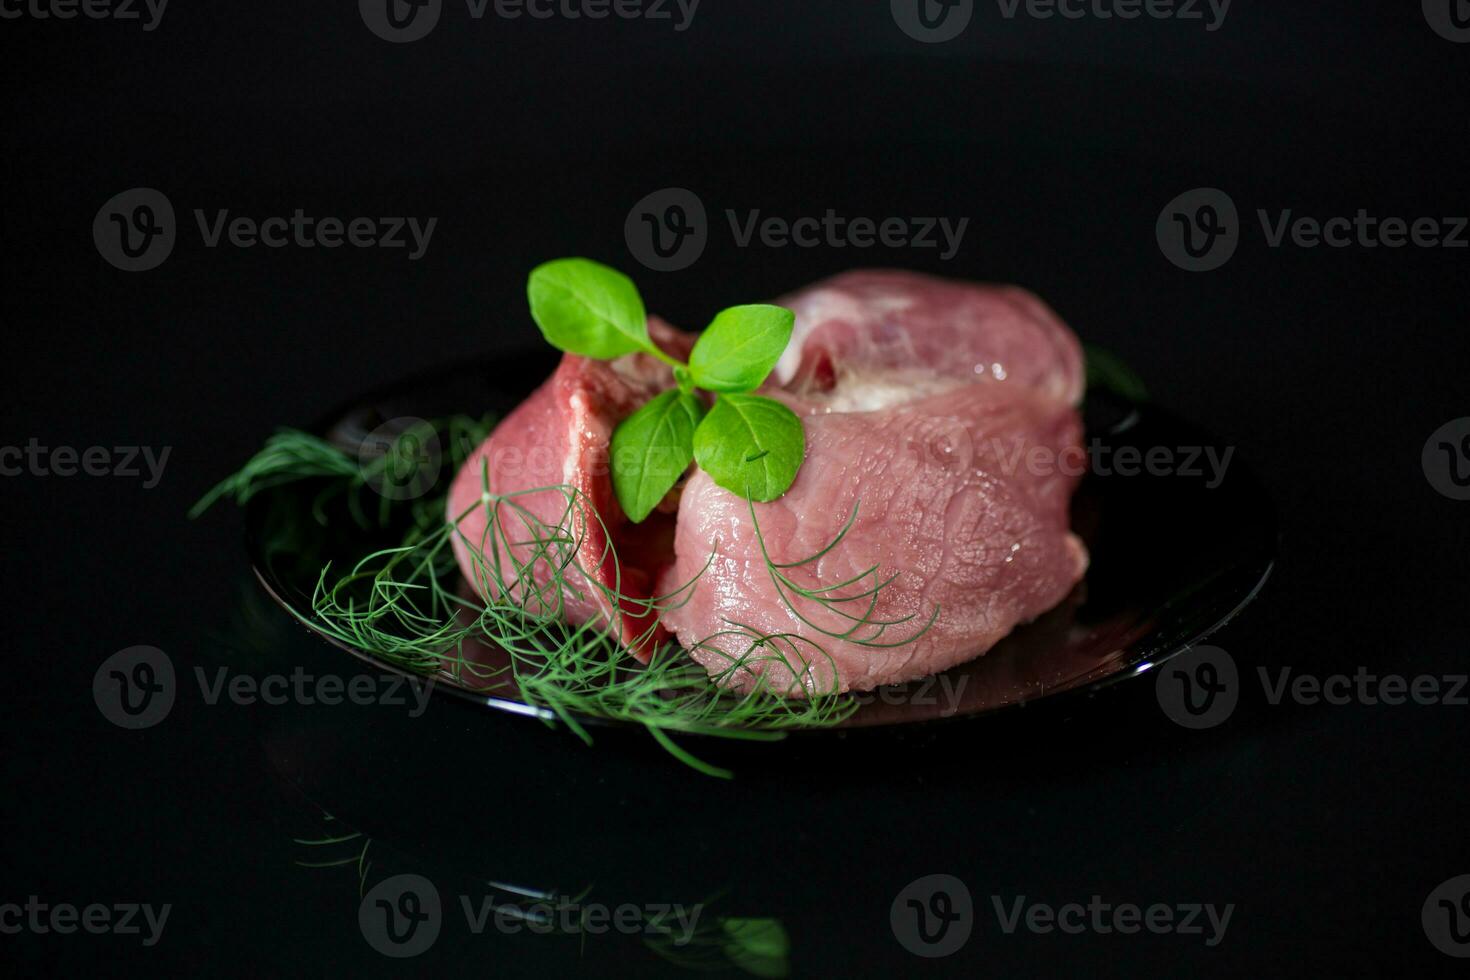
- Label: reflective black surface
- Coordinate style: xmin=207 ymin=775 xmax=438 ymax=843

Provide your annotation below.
xmin=6 ymin=5 xmax=1469 ymax=977
xmin=247 ymin=352 xmax=1276 ymax=735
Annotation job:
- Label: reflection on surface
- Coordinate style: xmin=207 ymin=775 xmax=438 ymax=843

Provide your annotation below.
xmin=288 ymin=806 xmax=790 ymax=976
xmin=244 ymin=360 xmax=1273 ymax=732
xmin=212 ymin=558 xmax=1270 ymax=975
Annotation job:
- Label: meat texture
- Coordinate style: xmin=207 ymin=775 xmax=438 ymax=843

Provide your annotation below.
xmin=447 ymin=269 xmax=1090 ymax=694
xmin=445 ymin=318 xmax=693 ymax=659
xmin=657 ymin=270 xmax=1089 ymax=694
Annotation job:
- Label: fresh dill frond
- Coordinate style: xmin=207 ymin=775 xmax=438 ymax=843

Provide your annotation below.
xmin=197 ymin=414 xmax=938 ymax=776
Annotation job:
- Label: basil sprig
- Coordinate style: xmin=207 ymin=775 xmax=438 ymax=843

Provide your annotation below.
xmin=528 ymin=258 xmax=805 ymax=522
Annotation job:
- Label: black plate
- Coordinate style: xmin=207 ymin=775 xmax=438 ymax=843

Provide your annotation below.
xmin=244 ymin=349 xmax=1276 ymax=736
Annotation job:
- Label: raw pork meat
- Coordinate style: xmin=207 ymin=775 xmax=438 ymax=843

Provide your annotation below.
xmin=657 ymin=271 xmax=1089 ymax=694
xmin=448 ymin=270 xmax=1089 ymax=694
xmin=445 ymin=318 xmax=693 ymax=659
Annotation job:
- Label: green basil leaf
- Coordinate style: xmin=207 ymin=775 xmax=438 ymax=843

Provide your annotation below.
xmin=692 ymin=394 xmax=805 ymax=502
xmin=611 ymin=390 xmax=704 ymax=523
xmin=527 ymin=258 xmax=651 ymax=360
xmin=687 ymin=304 xmax=795 ymax=393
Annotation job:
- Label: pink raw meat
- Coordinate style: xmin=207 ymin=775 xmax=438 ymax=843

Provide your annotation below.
xmin=447 ymin=269 xmax=1090 ymax=694
xmin=445 ymin=318 xmax=694 ymax=660
xmin=657 ymin=271 xmax=1089 ymax=694
xmin=774 ymin=269 xmax=1084 ymax=405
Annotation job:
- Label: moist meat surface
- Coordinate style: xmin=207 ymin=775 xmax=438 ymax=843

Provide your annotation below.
xmin=447 ymin=270 xmax=1089 ymax=693
xmin=657 ymin=270 xmax=1089 ymax=694
xmin=445 ymin=318 xmax=694 ymax=660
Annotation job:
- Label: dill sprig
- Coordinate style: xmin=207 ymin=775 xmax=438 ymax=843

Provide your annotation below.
xmin=197 ymin=414 xmax=938 ymax=777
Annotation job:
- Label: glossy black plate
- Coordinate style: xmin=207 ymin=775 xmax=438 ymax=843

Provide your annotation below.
xmin=244 ymin=348 xmax=1276 ymax=736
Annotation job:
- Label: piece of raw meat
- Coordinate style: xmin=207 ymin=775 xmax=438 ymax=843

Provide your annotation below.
xmin=657 ymin=271 xmax=1089 ymax=694
xmin=774 ymin=269 xmax=1084 ymax=406
xmin=445 ymin=318 xmax=693 ymax=659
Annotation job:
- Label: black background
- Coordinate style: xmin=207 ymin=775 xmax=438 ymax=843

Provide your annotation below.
xmin=3 ymin=1 xmax=1468 ymax=976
